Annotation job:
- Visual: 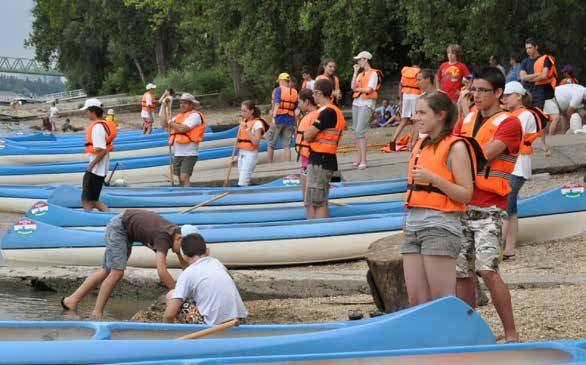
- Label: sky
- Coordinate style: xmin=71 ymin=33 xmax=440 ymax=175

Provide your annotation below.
xmin=0 ymin=0 xmax=35 ymax=59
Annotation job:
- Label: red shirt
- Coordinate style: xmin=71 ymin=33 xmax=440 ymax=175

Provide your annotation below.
xmin=454 ymin=115 xmax=522 ymax=209
xmin=437 ymin=62 xmax=471 ymax=102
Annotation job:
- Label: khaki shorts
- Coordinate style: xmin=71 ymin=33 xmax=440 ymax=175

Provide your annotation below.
xmin=304 ymin=164 xmax=334 ymax=207
xmin=543 ymin=98 xmax=560 ymax=115
xmin=267 ymin=123 xmax=295 ymax=148
xmin=173 ymin=155 xmax=198 ymax=176
xmin=456 ymin=206 xmax=506 ymax=278
xmin=401 ymin=228 xmax=462 ymax=258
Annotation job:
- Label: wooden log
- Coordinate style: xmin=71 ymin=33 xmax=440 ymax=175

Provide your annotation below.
xmin=365 ymin=234 xmax=408 ymax=313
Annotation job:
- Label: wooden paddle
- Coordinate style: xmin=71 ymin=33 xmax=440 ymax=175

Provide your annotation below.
xmin=329 ymin=200 xmax=348 ymax=206
xmin=180 ymin=192 xmax=231 ymax=214
xmin=176 ymin=318 xmax=240 ymax=340
xmin=166 ymin=103 xmax=175 ymax=187
xmin=223 ymin=122 xmax=241 ymax=187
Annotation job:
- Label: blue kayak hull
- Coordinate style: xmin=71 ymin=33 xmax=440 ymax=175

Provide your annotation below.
xmin=0 ymin=297 xmax=496 ymax=365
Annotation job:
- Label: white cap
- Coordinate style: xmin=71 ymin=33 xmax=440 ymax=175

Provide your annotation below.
xmin=107 ymin=109 xmax=115 ymax=115
xmin=146 ymin=83 xmax=156 ymax=90
xmin=503 ymin=81 xmax=526 ymax=95
xmin=181 ymin=224 xmax=200 ymax=236
xmin=353 ymin=51 xmax=373 ymax=60
xmin=180 ymin=93 xmax=199 ymax=104
xmin=80 ymin=98 xmax=103 ymax=110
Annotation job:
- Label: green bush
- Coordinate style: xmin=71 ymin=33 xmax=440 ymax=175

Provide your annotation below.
xmin=153 ymin=66 xmax=235 ymax=103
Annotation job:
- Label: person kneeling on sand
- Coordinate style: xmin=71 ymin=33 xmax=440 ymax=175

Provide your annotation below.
xmin=164 ymin=227 xmax=248 ymax=324
xmin=61 ymin=209 xmax=189 ymax=318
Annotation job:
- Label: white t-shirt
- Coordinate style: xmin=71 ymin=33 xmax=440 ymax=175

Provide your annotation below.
xmin=49 ymin=106 xmax=59 ymax=120
xmin=304 ymin=79 xmax=315 ymax=91
xmin=239 ymin=120 xmax=265 ymax=157
xmin=88 ymin=123 xmax=110 ymax=177
xmin=512 ymin=110 xmax=537 ymax=179
xmin=173 ymin=112 xmax=202 ymax=156
xmin=141 ymin=94 xmax=154 ymax=119
xmin=352 ymin=71 xmax=379 ymax=108
xmin=555 ymin=84 xmax=585 ymax=112
xmin=172 ymin=256 xmax=248 ymax=325
xmin=159 ymin=95 xmax=173 ymax=117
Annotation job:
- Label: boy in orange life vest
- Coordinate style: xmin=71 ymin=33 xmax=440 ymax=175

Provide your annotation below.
xmin=295 ymin=89 xmax=320 ymax=199
xmin=402 ymin=91 xmax=476 ymax=307
xmin=303 ymin=79 xmax=346 ymax=219
xmin=268 ymin=73 xmax=298 ymax=163
xmin=453 ymin=67 xmax=522 ymax=343
xmin=392 ymin=54 xmax=422 ymax=150
xmin=142 ymin=83 xmax=157 ymax=135
xmin=168 ymin=93 xmax=206 ymax=187
xmin=81 ymin=98 xmax=113 ymax=212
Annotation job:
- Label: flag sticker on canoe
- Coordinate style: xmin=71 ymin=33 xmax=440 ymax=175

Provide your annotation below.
xmin=561 ymin=183 xmax=584 ymax=198
xmin=13 ymin=219 xmax=37 ymax=235
xmin=283 ymin=175 xmax=300 ymax=186
xmin=0 ymin=139 xmax=4 ymax=150
xmin=31 ymin=202 xmax=49 ymax=216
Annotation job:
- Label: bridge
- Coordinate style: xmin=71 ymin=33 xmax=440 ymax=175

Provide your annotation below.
xmin=0 ymin=56 xmax=63 ymax=77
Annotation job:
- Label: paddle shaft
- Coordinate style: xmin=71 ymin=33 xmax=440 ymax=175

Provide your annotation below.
xmin=104 ymin=162 xmax=120 ymax=187
xmin=176 ymin=318 xmax=240 ymax=340
xmin=166 ymin=103 xmax=175 ymax=187
xmin=223 ymin=133 xmax=239 ymax=187
xmin=329 ymin=200 xmax=348 ymax=206
xmin=180 ymin=191 xmax=230 ymax=214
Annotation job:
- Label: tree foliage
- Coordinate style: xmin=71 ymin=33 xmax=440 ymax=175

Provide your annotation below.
xmin=28 ymin=0 xmax=586 ymax=100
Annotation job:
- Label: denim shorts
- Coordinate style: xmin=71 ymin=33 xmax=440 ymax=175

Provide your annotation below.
xmin=506 ymin=175 xmax=526 ymax=217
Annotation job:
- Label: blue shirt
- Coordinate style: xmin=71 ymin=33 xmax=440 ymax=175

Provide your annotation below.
xmin=274 ymin=86 xmax=298 ymax=125
xmin=375 ymin=105 xmax=395 ymax=117
xmin=506 ymin=63 xmax=521 ymax=83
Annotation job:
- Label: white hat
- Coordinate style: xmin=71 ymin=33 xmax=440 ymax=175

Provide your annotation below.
xmin=180 ymin=93 xmax=199 ymax=104
xmin=181 ymin=224 xmax=201 ymax=236
xmin=146 ymin=83 xmax=156 ymax=90
xmin=80 ymin=98 xmax=103 ymax=110
xmin=353 ymin=51 xmax=373 ymax=60
xmin=503 ymin=81 xmax=526 ymax=95
xmin=107 ymin=109 xmax=115 ymax=115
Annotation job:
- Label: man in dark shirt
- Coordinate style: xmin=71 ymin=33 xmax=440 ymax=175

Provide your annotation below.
xmin=61 ymin=210 xmax=189 ymax=318
xmin=303 ymin=79 xmax=346 ymax=219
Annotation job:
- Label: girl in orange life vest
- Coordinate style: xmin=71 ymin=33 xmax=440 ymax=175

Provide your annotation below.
xmin=300 ymin=66 xmax=315 ymax=91
xmin=141 ymin=83 xmax=157 ymax=135
xmin=501 ymin=82 xmax=539 ymax=260
xmin=81 ymin=98 xmax=112 ymax=212
xmin=316 ymin=58 xmax=342 ymax=105
xmin=402 ymin=91 xmax=476 ymax=307
xmin=392 ymin=54 xmax=422 ymax=151
xmin=296 ymin=89 xmax=320 ymax=199
xmin=237 ymin=100 xmax=269 ymax=187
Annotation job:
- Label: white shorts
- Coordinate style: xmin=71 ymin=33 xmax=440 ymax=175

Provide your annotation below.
xmin=543 ymin=98 xmax=560 ymax=115
xmin=238 ymin=150 xmax=259 ymax=187
xmin=401 ymin=93 xmax=419 ymax=119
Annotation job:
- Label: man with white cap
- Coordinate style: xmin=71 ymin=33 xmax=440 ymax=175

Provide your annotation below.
xmin=80 ymin=98 xmax=114 ymax=212
xmin=268 ymin=72 xmax=298 ymax=163
xmin=553 ymin=83 xmax=586 ymax=134
xmin=142 ymin=83 xmax=157 ymax=134
xmin=164 ymin=225 xmax=248 ymax=324
xmin=169 ymin=93 xmax=206 ymax=186
xmin=61 ymin=209 xmax=191 ymax=318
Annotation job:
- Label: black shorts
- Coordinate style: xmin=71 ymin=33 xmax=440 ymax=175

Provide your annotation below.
xmin=82 ymin=171 xmax=105 ymax=202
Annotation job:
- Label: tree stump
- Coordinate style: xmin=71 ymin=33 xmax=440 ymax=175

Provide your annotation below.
xmin=366 ymin=234 xmax=408 ymax=313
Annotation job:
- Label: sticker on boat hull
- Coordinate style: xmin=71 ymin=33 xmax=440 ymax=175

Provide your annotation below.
xmin=0 ymin=139 xmax=4 ymax=150
xmin=561 ymin=183 xmax=584 ymax=198
xmin=14 ymin=219 xmax=37 ymax=235
xmin=31 ymin=202 xmax=49 ymax=216
xmin=283 ymin=175 xmax=300 ymax=186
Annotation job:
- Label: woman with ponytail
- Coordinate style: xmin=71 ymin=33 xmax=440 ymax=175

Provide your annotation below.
xmin=236 ymin=100 xmax=269 ymax=186
xmin=401 ymin=91 xmax=480 ymax=307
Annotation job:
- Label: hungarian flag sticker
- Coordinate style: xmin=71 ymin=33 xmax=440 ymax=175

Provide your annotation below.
xmin=561 ymin=183 xmax=584 ymax=198
xmin=30 ymin=202 xmax=49 ymax=216
xmin=13 ymin=219 xmax=37 ymax=235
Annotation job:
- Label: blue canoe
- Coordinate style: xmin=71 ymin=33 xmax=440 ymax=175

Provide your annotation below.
xmin=0 ymin=297 xmax=496 ymax=365
xmin=114 ymin=339 xmax=586 ymax=365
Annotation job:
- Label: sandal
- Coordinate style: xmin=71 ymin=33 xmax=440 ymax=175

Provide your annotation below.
xmin=357 ymin=163 xmax=368 ymax=170
xmin=352 ymin=161 xmax=360 ymax=167
xmin=60 ymin=297 xmax=73 ymax=311
xmin=503 ymin=254 xmax=516 ymax=261
xmin=542 ymin=146 xmax=552 ymax=157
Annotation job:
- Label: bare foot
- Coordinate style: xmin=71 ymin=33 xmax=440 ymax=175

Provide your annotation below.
xmin=90 ymin=310 xmax=104 ymax=320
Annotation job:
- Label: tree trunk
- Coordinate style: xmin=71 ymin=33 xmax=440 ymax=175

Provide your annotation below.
xmin=366 ymin=234 xmax=409 ymax=313
xmin=154 ymin=30 xmax=167 ymax=76
xmin=133 ymin=57 xmax=146 ymax=84
xmin=229 ymin=59 xmax=254 ymax=101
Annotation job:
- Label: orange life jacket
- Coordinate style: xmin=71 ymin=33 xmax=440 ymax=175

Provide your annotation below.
xmin=352 ymin=69 xmax=383 ymax=99
xmin=316 ymin=74 xmax=341 ymax=101
xmin=169 ymin=111 xmax=206 ymax=145
xmin=276 ymin=86 xmax=298 ymax=117
xmin=405 ymin=135 xmax=480 ymax=212
xmin=534 ymin=55 xmax=557 ymax=89
xmin=141 ymin=92 xmax=155 ymax=113
xmin=295 ymin=109 xmax=320 ymax=159
xmin=400 ymin=66 xmax=421 ymax=95
xmin=309 ymin=104 xmax=346 ymax=155
xmin=559 ymin=77 xmax=579 ymax=86
xmin=510 ymin=107 xmax=546 ymax=155
xmin=459 ymin=111 xmax=521 ymax=196
xmin=85 ymin=119 xmax=117 ymax=154
xmin=236 ymin=118 xmax=269 ymax=151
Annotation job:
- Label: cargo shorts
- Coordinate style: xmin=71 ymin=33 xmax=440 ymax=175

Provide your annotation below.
xmin=304 ymin=164 xmax=334 ymax=207
xmin=456 ymin=205 xmax=506 ymax=278
xmin=102 ymin=213 xmax=132 ymax=271
xmin=267 ymin=123 xmax=295 ymax=148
